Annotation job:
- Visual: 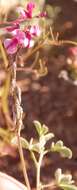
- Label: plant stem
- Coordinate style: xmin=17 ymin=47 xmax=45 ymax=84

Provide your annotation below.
xmin=11 ymin=60 xmax=31 ymax=190
xmin=60 ymin=40 xmax=77 ymax=46
xmin=30 ymin=151 xmax=37 ymax=168
xmin=36 ymin=153 xmax=43 ymax=190
xmin=23 ymin=42 xmax=44 ymax=62
xmin=0 ymin=39 xmax=8 ymax=68
xmin=48 ymin=39 xmax=77 ymax=47
xmin=17 ymin=131 xmax=31 ymax=190
xmin=41 ymin=181 xmax=56 ymax=189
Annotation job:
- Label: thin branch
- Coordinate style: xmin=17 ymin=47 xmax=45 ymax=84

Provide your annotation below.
xmin=23 ymin=42 xmax=44 ymax=62
xmin=50 ymin=27 xmax=55 ymax=41
xmin=59 ymin=40 xmax=77 ymax=46
xmin=30 ymin=51 xmax=39 ymax=69
xmin=30 ymin=151 xmax=37 ymax=168
xmin=17 ymin=129 xmax=31 ymax=190
xmin=41 ymin=181 xmax=56 ymax=189
xmin=0 ymin=39 xmax=8 ymax=68
xmin=11 ymin=61 xmax=31 ymax=190
xmin=48 ymin=39 xmax=77 ymax=46
xmin=36 ymin=153 xmax=43 ymax=190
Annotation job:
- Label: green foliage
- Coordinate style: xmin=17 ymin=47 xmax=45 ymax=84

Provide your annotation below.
xmin=11 ymin=136 xmax=29 ymax=149
xmin=11 ymin=120 xmax=54 ymax=153
xmin=11 ymin=121 xmax=72 ymax=159
xmin=34 ymin=120 xmax=48 ymax=136
xmin=46 ymin=4 xmax=61 ymax=19
xmin=7 ymin=122 xmax=77 ymax=189
xmin=51 ymin=140 xmax=72 ymax=159
xmin=33 ymin=121 xmax=54 ymax=153
xmin=55 ymin=169 xmax=77 ymax=190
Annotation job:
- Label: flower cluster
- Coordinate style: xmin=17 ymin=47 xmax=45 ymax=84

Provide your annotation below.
xmin=17 ymin=2 xmax=35 ymax=19
xmin=4 ymin=24 xmax=41 ymax=54
xmin=17 ymin=2 xmax=47 ymax=20
xmin=4 ymin=2 xmax=46 ymax=54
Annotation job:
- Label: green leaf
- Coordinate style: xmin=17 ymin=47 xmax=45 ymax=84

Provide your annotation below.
xmin=46 ymin=4 xmax=61 ymax=19
xmin=33 ymin=121 xmax=54 ymax=152
xmin=46 ymin=5 xmax=54 ymax=18
xmin=60 ymin=175 xmax=73 ymax=185
xmin=55 ymin=168 xmax=73 ymax=184
xmin=11 ymin=136 xmax=29 ymax=150
xmin=41 ymin=124 xmax=48 ymax=135
xmin=20 ymin=137 xmax=30 ymax=149
xmin=31 ymin=134 xmax=54 ymax=153
xmin=34 ymin=120 xmax=42 ymax=136
xmin=33 ymin=121 xmax=48 ymax=136
xmin=51 ymin=141 xmax=72 ymax=159
xmin=44 ymin=133 xmax=54 ymax=142
xmin=60 ymin=184 xmax=77 ymax=190
xmin=55 ymin=169 xmax=77 ymax=190
xmin=60 ymin=147 xmax=72 ymax=159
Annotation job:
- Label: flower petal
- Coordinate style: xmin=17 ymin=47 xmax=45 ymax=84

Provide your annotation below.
xmin=4 ymin=38 xmax=18 ymax=54
xmin=5 ymin=24 xmax=19 ymax=33
xmin=23 ymin=37 xmax=29 ymax=47
xmin=15 ymin=30 xmax=26 ymax=44
xmin=27 ymin=2 xmax=35 ymax=12
xmin=30 ymin=25 xmax=41 ymax=36
xmin=28 ymin=39 xmax=34 ymax=48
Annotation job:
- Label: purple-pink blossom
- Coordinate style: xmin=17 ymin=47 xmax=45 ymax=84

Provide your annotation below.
xmin=6 ymin=23 xmax=19 ymax=32
xmin=17 ymin=2 xmax=35 ymax=19
xmin=4 ymin=38 xmax=18 ymax=54
xmin=3 ymin=1 xmax=46 ymax=54
xmin=30 ymin=25 xmax=41 ymax=36
xmin=4 ymin=25 xmax=41 ymax=54
xmin=16 ymin=2 xmax=47 ymax=20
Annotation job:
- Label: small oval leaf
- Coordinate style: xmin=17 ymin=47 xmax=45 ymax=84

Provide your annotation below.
xmin=51 ymin=141 xmax=72 ymax=159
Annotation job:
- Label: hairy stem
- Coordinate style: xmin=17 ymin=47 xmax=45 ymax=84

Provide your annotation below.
xmin=12 ymin=61 xmax=31 ymax=190
xmin=30 ymin=151 xmax=37 ymax=168
xmin=17 ymin=131 xmax=31 ymax=190
xmin=36 ymin=153 xmax=43 ymax=190
xmin=41 ymin=181 xmax=56 ymax=189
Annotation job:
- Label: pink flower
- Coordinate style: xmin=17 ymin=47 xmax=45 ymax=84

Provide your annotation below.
xmin=17 ymin=2 xmax=35 ymax=19
xmin=3 ymin=2 xmax=43 ymax=54
xmin=13 ymin=29 xmax=26 ymax=44
xmin=5 ymin=23 xmax=19 ymax=32
xmin=4 ymin=38 xmax=18 ymax=54
xmin=27 ymin=2 xmax=35 ymax=12
xmin=4 ymin=27 xmax=37 ymax=54
xmin=30 ymin=25 xmax=41 ymax=36
xmin=24 ymin=37 xmax=34 ymax=48
xmin=4 ymin=29 xmax=27 ymax=54
xmin=24 ymin=30 xmax=34 ymax=47
xmin=16 ymin=7 xmax=26 ymax=19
